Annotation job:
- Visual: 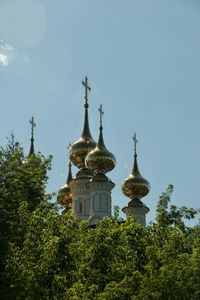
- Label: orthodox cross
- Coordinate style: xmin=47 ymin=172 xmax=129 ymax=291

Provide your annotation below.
xmin=98 ymin=104 xmax=104 ymax=128
xmin=30 ymin=116 xmax=36 ymax=140
xmin=133 ymin=133 xmax=138 ymax=155
xmin=82 ymin=76 xmax=91 ymax=106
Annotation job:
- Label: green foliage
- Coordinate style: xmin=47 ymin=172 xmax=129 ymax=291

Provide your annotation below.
xmin=0 ymin=135 xmax=52 ymax=297
xmin=1 ymin=136 xmax=200 ymax=299
xmin=113 ymin=205 xmax=120 ymax=220
xmin=156 ymin=184 xmax=200 ymax=229
xmin=5 ymin=203 xmax=200 ymax=299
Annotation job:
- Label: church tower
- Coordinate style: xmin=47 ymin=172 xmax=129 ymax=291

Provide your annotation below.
xmin=57 ymin=77 xmax=116 ymax=224
xmin=85 ymin=105 xmax=116 ymax=224
xmin=57 ymin=79 xmax=150 ymax=226
xmin=68 ymin=77 xmax=97 ymax=221
xmin=122 ymin=134 xmax=150 ymax=226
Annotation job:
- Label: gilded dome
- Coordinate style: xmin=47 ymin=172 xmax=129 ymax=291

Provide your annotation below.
xmin=122 ymin=134 xmax=150 ymax=200
xmin=85 ymin=105 xmax=116 ymax=174
xmin=69 ymin=77 xmax=96 ymax=169
xmin=57 ymin=183 xmax=72 ymax=207
xmin=57 ymin=162 xmax=73 ymax=208
xmin=122 ymin=135 xmax=150 ymax=200
xmin=69 ymin=134 xmax=96 ymax=169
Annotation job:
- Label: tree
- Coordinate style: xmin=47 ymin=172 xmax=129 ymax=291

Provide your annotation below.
xmin=137 ymin=185 xmax=200 ymax=300
xmin=0 ymin=135 xmax=52 ymax=297
xmin=6 ymin=191 xmax=200 ymax=299
xmin=1 ymin=136 xmax=200 ymax=300
xmin=156 ymin=184 xmax=199 ymax=229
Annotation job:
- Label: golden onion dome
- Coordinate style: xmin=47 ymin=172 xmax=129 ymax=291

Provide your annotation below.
xmin=85 ymin=105 xmax=116 ymax=174
xmin=57 ymin=162 xmax=73 ymax=208
xmin=69 ymin=77 xmax=96 ymax=169
xmin=122 ymin=134 xmax=150 ymax=200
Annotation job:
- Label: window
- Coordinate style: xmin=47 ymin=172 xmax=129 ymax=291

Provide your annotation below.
xmin=79 ymin=202 xmax=83 ymax=214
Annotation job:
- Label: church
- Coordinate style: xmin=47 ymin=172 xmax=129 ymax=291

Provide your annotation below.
xmin=57 ymin=77 xmax=150 ymax=226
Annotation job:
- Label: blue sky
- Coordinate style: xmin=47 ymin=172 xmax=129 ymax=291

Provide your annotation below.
xmin=0 ymin=0 xmax=200 ymax=224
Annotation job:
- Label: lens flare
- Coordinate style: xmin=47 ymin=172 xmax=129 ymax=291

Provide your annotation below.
xmin=0 ymin=53 xmax=8 ymax=66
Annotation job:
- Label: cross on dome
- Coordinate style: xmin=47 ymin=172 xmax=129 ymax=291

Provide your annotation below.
xmin=98 ymin=104 xmax=104 ymax=128
xmin=82 ymin=76 xmax=91 ymax=107
xmin=30 ymin=116 xmax=36 ymax=139
xmin=28 ymin=116 xmax=36 ymax=156
xmin=133 ymin=133 xmax=138 ymax=155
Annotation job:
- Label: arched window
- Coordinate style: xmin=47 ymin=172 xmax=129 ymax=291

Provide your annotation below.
xmin=99 ymin=197 xmax=102 ymax=210
xmin=101 ymin=193 xmax=107 ymax=210
xmin=105 ymin=198 xmax=109 ymax=211
xmin=79 ymin=202 xmax=83 ymax=214
xmin=93 ymin=194 xmax=100 ymax=210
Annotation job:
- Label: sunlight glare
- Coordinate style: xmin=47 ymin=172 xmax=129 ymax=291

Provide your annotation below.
xmin=0 ymin=53 xmax=8 ymax=66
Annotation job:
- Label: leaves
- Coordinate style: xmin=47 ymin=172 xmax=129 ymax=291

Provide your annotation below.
xmin=1 ymin=136 xmax=200 ymax=299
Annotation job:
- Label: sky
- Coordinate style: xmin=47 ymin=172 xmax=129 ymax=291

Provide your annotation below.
xmin=0 ymin=0 xmax=200 ymax=224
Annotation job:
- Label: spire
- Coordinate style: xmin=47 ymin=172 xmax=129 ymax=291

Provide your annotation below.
xmin=69 ymin=77 xmax=96 ymax=169
xmin=81 ymin=76 xmax=93 ymax=139
xmin=122 ymin=134 xmax=150 ymax=200
xmin=29 ymin=116 xmax=36 ymax=156
xmin=57 ymin=143 xmax=73 ymax=209
xmin=97 ymin=104 xmax=106 ymax=149
xmin=132 ymin=133 xmax=141 ymax=176
xmin=67 ymin=161 xmax=73 ymax=183
xmin=85 ymin=104 xmax=116 ymax=174
xmin=122 ymin=134 xmax=150 ymax=226
xmin=66 ymin=144 xmax=73 ymax=184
